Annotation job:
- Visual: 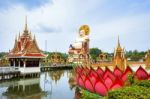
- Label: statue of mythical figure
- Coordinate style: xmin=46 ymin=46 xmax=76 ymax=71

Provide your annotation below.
xmin=69 ymin=25 xmax=90 ymax=54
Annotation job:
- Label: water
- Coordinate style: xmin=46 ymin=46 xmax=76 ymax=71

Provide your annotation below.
xmin=0 ymin=70 xmax=78 ymax=99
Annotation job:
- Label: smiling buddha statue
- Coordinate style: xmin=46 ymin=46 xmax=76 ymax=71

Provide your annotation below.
xmin=68 ymin=25 xmax=90 ymax=63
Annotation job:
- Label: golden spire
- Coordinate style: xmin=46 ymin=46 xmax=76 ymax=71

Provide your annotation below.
xmin=117 ymin=36 xmax=121 ymax=48
xmin=15 ymin=34 xmax=17 ymax=41
xmin=116 ymin=36 xmax=122 ymax=51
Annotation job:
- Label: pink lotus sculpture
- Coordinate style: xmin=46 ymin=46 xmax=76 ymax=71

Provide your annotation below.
xmin=75 ymin=66 xmax=149 ymax=96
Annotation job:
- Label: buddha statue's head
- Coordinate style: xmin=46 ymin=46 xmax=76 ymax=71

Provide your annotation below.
xmin=79 ymin=25 xmax=90 ymax=37
xmin=79 ymin=29 xmax=86 ymax=37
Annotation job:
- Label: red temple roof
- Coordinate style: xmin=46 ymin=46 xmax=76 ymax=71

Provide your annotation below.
xmin=7 ymin=19 xmax=47 ymax=58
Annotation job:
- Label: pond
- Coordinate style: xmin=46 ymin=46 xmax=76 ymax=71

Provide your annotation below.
xmin=0 ymin=70 xmax=80 ymax=99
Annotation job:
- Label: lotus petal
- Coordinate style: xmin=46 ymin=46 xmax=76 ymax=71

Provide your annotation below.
xmin=104 ymin=75 xmax=114 ymax=89
xmin=113 ymin=66 xmax=123 ymax=77
xmin=96 ymin=67 xmax=104 ymax=76
xmin=111 ymin=77 xmax=124 ymax=89
xmin=135 ymin=66 xmax=149 ymax=80
xmin=94 ymin=79 xmax=108 ymax=96
xmin=103 ymin=68 xmax=115 ymax=80
xmin=85 ymin=77 xmax=95 ymax=92
xmin=78 ymin=75 xmax=85 ymax=88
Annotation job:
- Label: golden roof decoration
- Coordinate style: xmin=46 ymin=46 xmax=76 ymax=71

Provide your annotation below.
xmin=116 ymin=36 xmax=122 ymax=51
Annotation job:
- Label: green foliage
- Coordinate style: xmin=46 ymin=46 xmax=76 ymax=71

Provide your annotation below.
xmin=126 ymin=74 xmax=135 ymax=85
xmin=108 ymin=80 xmax=150 ymax=99
xmin=61 ymin=53 xmax=68 ymax=61
xmin=90 ymin=48 xmax=102 ymax=62
xmin=126 ymin=50 xmax=146 ymax=61
xmin=81 ymin=89 xmax=105 ymax=99
xmin=134 ymin=80 xmax=150 ymax=88
xmin=89 ymin=48 xmax=147 ymax=62
xmin=72 ymin=63 xmax=77 ymax=67
xmin=107 ymin=86 xmax=150 ymax=99
xmin=0 ymin=52 xmax=7 ymax=59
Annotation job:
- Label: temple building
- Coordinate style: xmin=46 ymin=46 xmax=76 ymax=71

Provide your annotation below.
xmin=49 ymin=52 xmax=64 ymax=65
xmin=99 ymin=53 xmax=109 ymax=62
xmin=145 ymin=50 xmax=150 ymax=69
xmin=7 ymin=18 xmax=46 ymax=75
xmin=41 ymin=52 xmax=66 ymax=66
xmin=112 ymin=37 xmax=127 ymax=71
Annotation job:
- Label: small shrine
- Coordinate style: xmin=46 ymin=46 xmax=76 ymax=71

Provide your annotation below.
xmin=50 ymin=52 xmax=64 ymax=65
xmin=145 ymin=50 xmax=150 ymax=69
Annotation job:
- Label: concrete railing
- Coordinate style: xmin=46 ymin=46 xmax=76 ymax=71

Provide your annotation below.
xmin=0 ymin=67 xmax=19 ymax=73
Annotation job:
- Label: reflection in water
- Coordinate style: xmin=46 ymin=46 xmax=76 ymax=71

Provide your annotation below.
xmin=0 ymin=70 xmax=82 ymax=99
xmin=3 ymin=78 xmax=44 ymax=99
xmin=68 ymin=70 xmax=77 ymax=90
xmin=48 ymin=70 xmax=65 ymax=84
xmin=74 ymin=87 xmax=82 ymax=99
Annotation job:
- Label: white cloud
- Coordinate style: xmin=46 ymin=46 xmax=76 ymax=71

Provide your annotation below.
xmin=0 ymin=0 xmax=150 ymax=52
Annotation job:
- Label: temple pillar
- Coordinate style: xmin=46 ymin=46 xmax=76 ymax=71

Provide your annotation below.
xmin=13 ymin=60 xmax=15 ymax=68
xmin=18 ymin=60 xmax=20 ymax=68
xmin=9 ymin=60 xmax=11 ymax=67
xmin=23 ymin=60 xmax=26 ymax=68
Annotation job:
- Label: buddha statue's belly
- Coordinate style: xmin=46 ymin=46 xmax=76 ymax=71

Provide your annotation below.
xmin=72 ymin=42 xmax=82 ymax=49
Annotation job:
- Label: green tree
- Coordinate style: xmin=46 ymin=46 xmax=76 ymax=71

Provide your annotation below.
xmin=126 ymin=50 xmax=146 ymax=61
xmin=90 ymin=48 xmax=102 ymax=62
xmin=0 ymin=52 xmax=7 ymax=59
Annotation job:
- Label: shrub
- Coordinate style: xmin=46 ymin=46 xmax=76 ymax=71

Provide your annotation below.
xmin=81 ymin=89 xmax=105 ymax=99
xmin=134 ymin=80 xmax=150 ymax=88
xmin=127 ymin=74 xmax=135 ymax=85
xmin=107 ymin=86 xmax=150 ymax=99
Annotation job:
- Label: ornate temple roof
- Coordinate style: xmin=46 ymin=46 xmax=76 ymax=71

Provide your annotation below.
xmin=7 ymin=18 xmax=46 ymax=58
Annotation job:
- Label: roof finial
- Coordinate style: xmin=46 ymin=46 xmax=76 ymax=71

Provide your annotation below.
xmin=33 ymin=34 xmax=36 ymax=40
xmin=25 ymin=16 xmax=28 ymax=31
xmin=15 ymin=34 xmax=17 ymax=41
xmin=18 ymin=31 xmax=20 ymax=40
xmin=117 ymin=35 xmax=121 ymax=48
xmin=19 ymin=31 xmax=20 ymax=37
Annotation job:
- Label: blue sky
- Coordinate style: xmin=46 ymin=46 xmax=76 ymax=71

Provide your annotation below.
xmin=0 ymin=0 xmax=150 ymax=53
xmin=0 ymin=0 xmax=50 ymax=10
